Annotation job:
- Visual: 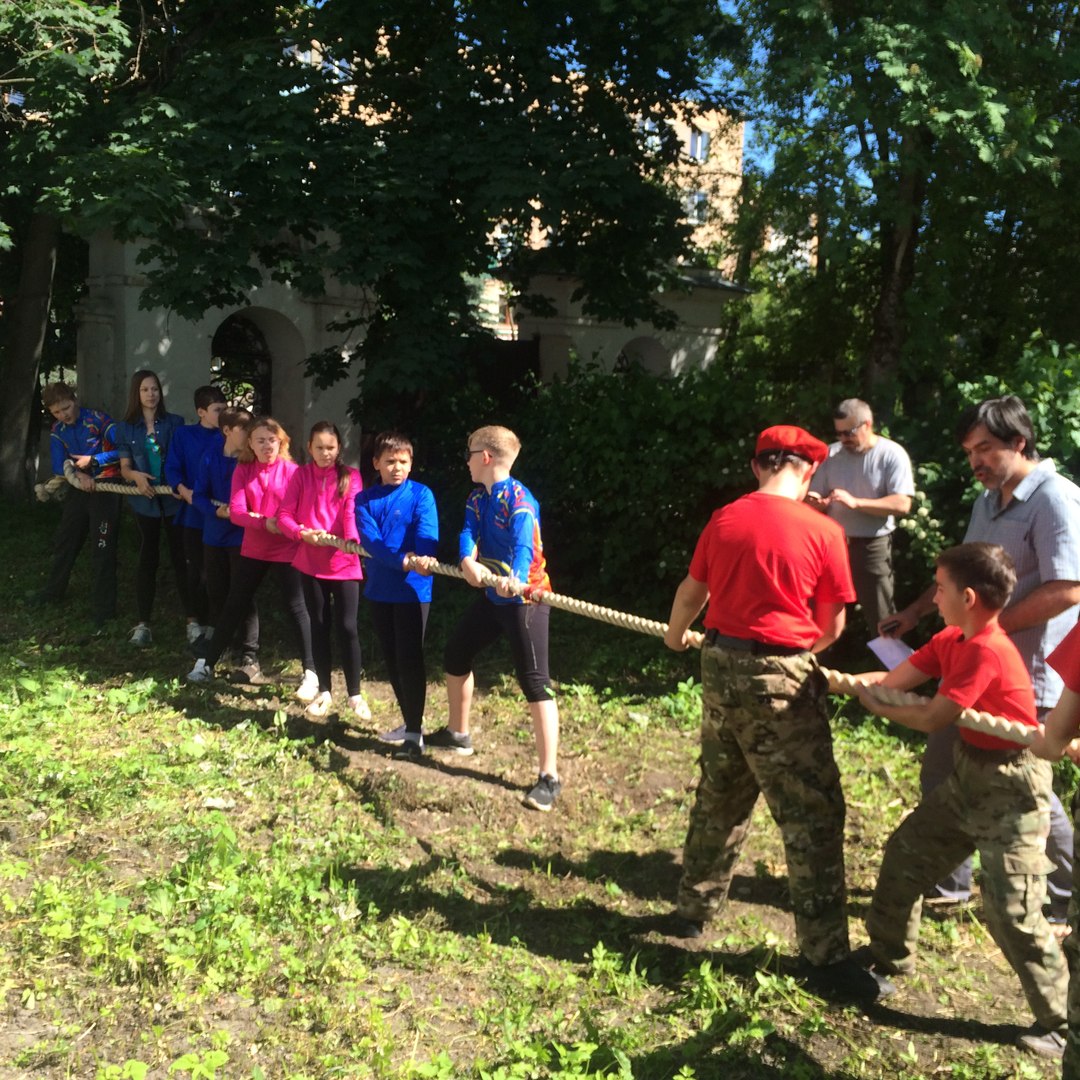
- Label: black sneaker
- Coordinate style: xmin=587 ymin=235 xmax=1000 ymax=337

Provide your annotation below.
xmin=800 ymin=955 xmax=895 ymax=1005
xmin=664 ymin=913 xmax=705 ymax=939
xmin=1017 ymin=1025 xmax=1066 ymax=1059
xmin=393 ymin=739 xmax=424 ymax=762
xmin=424 ymin=726 xmax=474 ymax=756
xmin=523 ymin=774 xmax=561 ymax=812
xmin=230 ymin=656 xmax=264 ymax=684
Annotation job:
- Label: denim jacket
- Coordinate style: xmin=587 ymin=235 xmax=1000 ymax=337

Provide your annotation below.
xmin=115 ymin=412 xmax=186 ymax=518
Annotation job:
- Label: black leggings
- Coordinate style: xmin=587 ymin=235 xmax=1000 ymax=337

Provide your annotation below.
xmin=370 ymin=600 xmax=430 ymax=733
xmin=204 ymin=545 xmax=259 ymax=657
xmin=182 ymin=525 xmax=207 ymax=624
xmin=202 ymin=556 xmax=312 ymax=671
xmin=444 ymin=596 xmax=552 ymax=702
xmin=304 ymin=577 xmax=362 ymax=695
xmin=133 ymin=511 xmax=188 ymax=624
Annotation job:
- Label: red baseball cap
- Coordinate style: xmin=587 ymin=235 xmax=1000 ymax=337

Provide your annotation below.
xmin=755 ymin=425 xmax=828 ymax=465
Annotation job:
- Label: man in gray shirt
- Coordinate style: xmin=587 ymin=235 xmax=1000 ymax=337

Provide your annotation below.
xmin=809 ymin=399 xmax=915 ymax=633
xmin=887 ymin=395 xmax=1080 ymax=920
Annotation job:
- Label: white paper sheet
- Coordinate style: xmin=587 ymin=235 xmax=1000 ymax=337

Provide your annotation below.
xmin=867 ymin=635 xmax=914 ymax=671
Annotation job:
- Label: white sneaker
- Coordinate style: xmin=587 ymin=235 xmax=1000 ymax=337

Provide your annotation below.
xmin=129 ymin=623 xmax=152 ymax=647
xmin=186 ymin=658 xmax=213 ymax=683
xmin=295 ymin=669 xmax=319 ymax=703
xmin=348 ymin=694 xmax=372 ymax=722
xmin=185 ymin=622 xmax=205 ymax=645
xmin=306 ymin=691 xmax=333 ymax=718
xmin=378 ymin=723 xmax=408 ymax=744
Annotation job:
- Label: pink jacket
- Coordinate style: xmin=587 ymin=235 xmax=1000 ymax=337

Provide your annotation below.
xmin=276 ymin=463 xmax=363 ymax=580
xmin=229 ymin=458 xmax=302 ymax=563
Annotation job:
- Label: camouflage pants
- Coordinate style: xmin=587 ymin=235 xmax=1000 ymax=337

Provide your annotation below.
xmin=676 ymin=644 xmax=850 ymax=966
xmin=1063 ymin=792 xmax=1080 ymax=1078
xmin=867 ymin=742 xmax=1066 ymax=1032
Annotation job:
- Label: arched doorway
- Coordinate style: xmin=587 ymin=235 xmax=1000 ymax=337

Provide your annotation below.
xmin=210 ymin=314 xmax=274 ymax=413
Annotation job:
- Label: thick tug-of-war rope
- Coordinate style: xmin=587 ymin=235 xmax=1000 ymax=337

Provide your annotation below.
xmin=819 ymin=668 xmax=1034 ymax=747
xmin=307 ymin=530 xmax=1034 ymax=748
xmin=59 ymin=463 xmax=228 ymax=506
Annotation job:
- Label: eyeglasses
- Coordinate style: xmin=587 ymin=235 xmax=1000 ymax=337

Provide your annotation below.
xmin=835 ymin=422 xmax=865 ymax=438
xmin=463 ymin=448 xmax=485 ymax=462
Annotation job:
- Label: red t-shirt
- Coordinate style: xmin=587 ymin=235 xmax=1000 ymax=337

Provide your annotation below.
xmin=1047 ymin=621 xmax=1080 ymax=694
xmin=688 ymin=491 xmax=855 ymax=649
xmin=909 ymin=623 xmax=1036 ymax=750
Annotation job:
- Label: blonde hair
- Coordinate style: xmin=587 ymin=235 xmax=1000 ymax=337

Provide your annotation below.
xmin=469 ymin=425 xmax=521 ymax=466
xmin=237 ymin=416 xmax=293 ymax=463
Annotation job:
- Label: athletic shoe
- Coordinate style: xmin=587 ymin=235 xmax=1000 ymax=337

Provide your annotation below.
xmin=129 ymin=623 xmax=152 ymax=647
xmin=295 ymin=669 xmax=319 ymax=703
xmin=524 ymin=774 xmax=561 ymax=812
xmin=664 ymin=914 xmax=705 ymax=939
xmin=800 ymin=954 xmax=895 ymax=1006
xmin=1017 ymin=1026 xmax=1066 ymax=1059
xmin=230 ymin=656 xmax=263 ymax=684
xmin=306 ymin=691 xmax=333 ymax=718
xmin=424 ymin=726 xmax=474 ymax=756
xmin=378 ymin=724 xmax=408 ymax=744
xmin=185 ymin=622 xmax=205 ymax=645
xmin=393 ymin=738 xmax=424 ymax=762
xmin=347 ymin=694 xmax=372 ymax=722
xmin=186 ymin=658 xmax=213 ymax=683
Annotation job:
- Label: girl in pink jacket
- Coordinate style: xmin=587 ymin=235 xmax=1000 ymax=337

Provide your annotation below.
xmin=277 ymin=422 xmax=366 ymax=720
xmin=186 ymin=417 xmax=316 ymax=698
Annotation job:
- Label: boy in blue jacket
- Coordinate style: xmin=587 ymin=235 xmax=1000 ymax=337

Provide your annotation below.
xmin=165 ymin=385 xmax=226 ymax=642
xmin=35 ymin=382 xmax=122 ymax=630
xmin=356 ymin=431 xmax=439 ymax=759
xmin=427 ymin=425 xmax=562 ymax=812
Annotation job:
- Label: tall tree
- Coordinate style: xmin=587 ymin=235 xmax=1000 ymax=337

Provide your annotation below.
xmin=727 ymin=0 xmax=1078 ymax=404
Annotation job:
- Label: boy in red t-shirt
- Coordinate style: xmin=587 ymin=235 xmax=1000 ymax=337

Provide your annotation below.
xmin=856 ymin=542 xmax=1067 ymax=1059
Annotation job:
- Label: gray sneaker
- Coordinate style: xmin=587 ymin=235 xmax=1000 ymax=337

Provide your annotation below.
xmin=186 ymin=658 xmax=214 ymax=683
xmin=378 ymin=724 xmax=408 ymax=744
xmin=424 ymin=727 xmax=474 ymax=756
xmin=129 ymin=623 xmax=152 ymax=647
xmin=524 ymin=774 xmax=561 ymax=812
xmin=1017 ymin=1026 xmax=1066 ymax=1059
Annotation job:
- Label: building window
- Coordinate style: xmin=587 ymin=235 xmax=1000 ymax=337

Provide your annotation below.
xmin=689 ymin=128 xmax=710 ymax=162
xmin=684 ymin=191 xmax=709 ymax=225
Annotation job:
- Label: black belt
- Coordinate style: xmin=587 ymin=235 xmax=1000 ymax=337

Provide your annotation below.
xmin=704 ymin=629 xmax=807 ymax=657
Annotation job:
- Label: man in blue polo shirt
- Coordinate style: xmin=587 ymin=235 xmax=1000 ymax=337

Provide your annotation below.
xmin=887 ymin=395 xmax=1080 ymax=923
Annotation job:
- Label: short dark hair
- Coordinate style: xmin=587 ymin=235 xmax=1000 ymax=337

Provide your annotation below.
xmin=194 ymin=385 xmax=227 ymax=412
xmin=753 ymin=450 xmax=814 ymax=472
xmin=956 ymin=395 xmax=1037 ymax=460
xmin=219 ymin=407 xmax=252 ymax=431
xmin=936 ymin=542 xmax=1016 ymax=612
xmin=42 ymin=383 xmax=76 ymax=408
xmin=372 ymin=430 xmax=414 ymax=459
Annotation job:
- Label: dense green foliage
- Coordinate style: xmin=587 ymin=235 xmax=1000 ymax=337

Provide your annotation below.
xmin=382 ymin=334 xmax=1080 ymax=636
xmin=720 ymin=0 xmax=1080 ymax=406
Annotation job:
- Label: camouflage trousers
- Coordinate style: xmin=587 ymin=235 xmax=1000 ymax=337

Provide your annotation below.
xmin=867 ymin=741 xmax=1067 ymax=1032
xmin=1062 ymin=791 xmax=1080 ymax=1078
xmin=676 ymin=644 xmax=850 ymax=966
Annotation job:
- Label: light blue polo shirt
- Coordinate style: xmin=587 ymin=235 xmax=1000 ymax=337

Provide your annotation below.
xmin=963 ymin=459 xmax=1080 ymax=707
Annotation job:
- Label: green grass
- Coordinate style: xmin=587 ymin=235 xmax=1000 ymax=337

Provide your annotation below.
xmin=0 ymin=498 xmax=1068 ymax=1079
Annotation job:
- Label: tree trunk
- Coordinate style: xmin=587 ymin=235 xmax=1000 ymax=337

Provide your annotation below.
xmin=863 ymin=129 xmax=929 ymax=395
xmin=0 ymin=210 xmax=59 ymax=501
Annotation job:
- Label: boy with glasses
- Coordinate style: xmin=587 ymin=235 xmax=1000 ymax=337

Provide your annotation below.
xmin=425 ymin=425 xmax=562 ymax=812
